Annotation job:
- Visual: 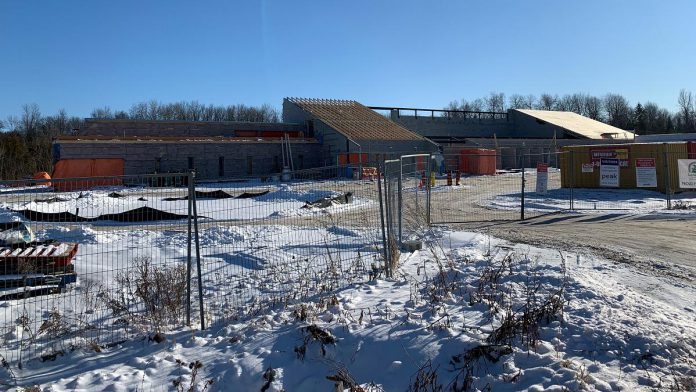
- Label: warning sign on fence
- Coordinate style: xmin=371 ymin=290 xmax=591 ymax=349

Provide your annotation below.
xmin=600 ymin=158 xmax=620 ymax=187
xmin=536 ymin=162 xmax=548 ymax=194
xmin=635 ymin=158 xmax=657 ymax=188
xmin=582 ymin=163 xmax=594 ymax=173
xmin=678 ymin=159 xmax=696 ymax=189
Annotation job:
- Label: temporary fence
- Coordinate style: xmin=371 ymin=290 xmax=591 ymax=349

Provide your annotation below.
xmin=1 ymin=148 xmax=693 ymax=372
xmin=0 ymin=166 xmax=385 ymax=369
xmin=427 ymin=148 xmax=694 ymax=223
xmin=429 ymin=151 xmax=567 ymax=224
xmin=194 ymin=165 xmax=384 ymax=327
xmin=380 ymin=154 xmax=432 ymax=277
xmin=0 ymin=173 xmax=195 ymax=368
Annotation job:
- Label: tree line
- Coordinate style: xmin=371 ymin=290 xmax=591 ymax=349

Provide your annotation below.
xmin=445 ymin=89 xmax=696 ymax=134
xmin=0 ymin=101 xmax=280 ymax=180
xmin=88 ymin=100 xmax=280 ymax=123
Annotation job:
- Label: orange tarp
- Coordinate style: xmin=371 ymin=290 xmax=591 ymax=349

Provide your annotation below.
xmin=52 ymin=159 xmax=124 ymax=191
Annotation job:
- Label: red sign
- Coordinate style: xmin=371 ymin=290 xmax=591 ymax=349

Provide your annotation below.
xmin=536 ymin=162 xmax=549 ymax=172
xmin=635 ymin=158 xmax=655 ymax=168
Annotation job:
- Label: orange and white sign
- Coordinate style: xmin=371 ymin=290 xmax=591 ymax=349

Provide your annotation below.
xmin=536 ymin=162 xmax=548 ymax=194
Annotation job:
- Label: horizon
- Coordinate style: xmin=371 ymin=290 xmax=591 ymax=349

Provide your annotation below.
xmin=1 ymin=0 xmax=695 ymax=119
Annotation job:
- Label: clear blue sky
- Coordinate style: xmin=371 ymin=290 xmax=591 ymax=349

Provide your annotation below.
xmin=1 ymin=0 xmax=695 ymax=119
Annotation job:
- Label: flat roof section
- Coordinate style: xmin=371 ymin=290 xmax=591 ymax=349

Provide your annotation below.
xmin=515 ymin=109 xmax=635 ymax=140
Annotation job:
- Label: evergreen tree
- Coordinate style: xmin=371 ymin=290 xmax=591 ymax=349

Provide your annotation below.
xmin=633 ymin=103 xmax=646 ymax=133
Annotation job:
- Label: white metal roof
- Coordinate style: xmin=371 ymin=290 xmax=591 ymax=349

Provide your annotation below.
xmin=515 ymin=109 xmax=635 ymax=140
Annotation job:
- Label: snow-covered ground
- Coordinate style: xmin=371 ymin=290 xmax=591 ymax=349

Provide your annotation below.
xmin=4 ymin=229 xmax=695 ymax=391
xmin=2 ymin=179 xmax=695 ymax=391
xmin=489 ymin=187 xmax=696 ymax=214
xmin=0 ymin=183 xmax=374 ymax=223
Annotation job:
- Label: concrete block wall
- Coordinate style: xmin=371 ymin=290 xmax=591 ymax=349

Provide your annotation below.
xmin=81 ymin=119 xmax=306 ymax=138
xmin=55 ymin=141 xmax=322 ymax=179
xmin=390 ymin=113 xmax=512 ymax=138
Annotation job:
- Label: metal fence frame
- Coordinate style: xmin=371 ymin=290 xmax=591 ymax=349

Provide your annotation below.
xmin=0 ymin=147 xmax=692 ymax=374
xmin=0 ymin=165 xmax=387 ymax=369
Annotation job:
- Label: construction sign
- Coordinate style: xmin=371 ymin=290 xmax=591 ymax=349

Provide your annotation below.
xmin=678 ymin=159 xmax=696 ymax=189
xmin=535 ymin=162 xmax=548 ymax=194
xmin=599 ymin=158 xmax=620 ymax=187
xmin=635 ymin=158 xmax=657 ymax=188
xmin=590 ymin=148 xmax=630 ymax=168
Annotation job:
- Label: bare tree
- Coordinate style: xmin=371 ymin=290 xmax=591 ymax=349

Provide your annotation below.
xmin=604 ymin=93 xmax=632 ymax=129
xmin=508 ymin=94 xmax=531 ymax=109
xmin=21 ymin=103 xmax=41 ymax=136
xmin=583 ymin=96 xmax=603 ymax=120
xmin=554 ymin=95 xmax=572 ymax=111
xmin=129 ymin=102 xmax=149 ymax=119
xmin=524 ymin=94 xmax=536 ymax=109
xmin=536 ymin=93 xmax=557 ymax=110
xmin=90 ymin=107 xmax=113 ymax=119
xmin=485 ymin=92 xmax=506 ymax=112
xmin=677 ymin=89 xmax=695 ymax=131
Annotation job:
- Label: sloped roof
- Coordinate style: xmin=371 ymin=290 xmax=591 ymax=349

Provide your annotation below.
xmin=287 ymin=98 xmax=427 ymax=142
xmin=515 ymin=109 xmax=635 ymax=140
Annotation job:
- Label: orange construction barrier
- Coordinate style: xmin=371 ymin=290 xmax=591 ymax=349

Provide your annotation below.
xmin=361 ymin=167 xmax=378 ymax=180
xmin=338 ymin=153 xmax=369 ymax=165
xmin=52 ymin=159 xmax=125 ymax=191
xmin=459 ymin=148 xmax=496 ymax=175
xmin=32 ymin=171 xmax=52 ymax=187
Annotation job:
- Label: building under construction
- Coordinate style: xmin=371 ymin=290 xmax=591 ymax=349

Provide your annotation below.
xmin=53 ymin=98 xmax=635 ymax=179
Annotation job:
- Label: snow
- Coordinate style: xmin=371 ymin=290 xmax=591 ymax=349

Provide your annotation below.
xmin=0 ymin=184 xmax=372 ymax=223
xmin=1 ymin=179 xmax=695 ymax=391
xmin=3 ymin=228 xmax=694 ymax=391
xmin=489 ymin=187 xmax=696 ymax=214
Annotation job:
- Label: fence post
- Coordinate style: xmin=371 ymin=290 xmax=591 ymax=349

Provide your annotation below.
xmin=520 ymin=166 xmax=526 ymax=220
xmin=398 ymin=158 xmax=403 ymax=245
xmin=426 ymin=154 xmax=432 ymax=226
xmin=377 ymin=165 xmax=390 ymax=278
xmin=569 ymin=151 xmax=575 ymax=211
xmin=663 ymin=149 xmax=672 ymax=209
xmin=384 ymin=169 xmax=393 ymax=278
xmin=186 ymin=172 xmax=194 ymax=326
xmin=190 ymin=170 xmax=205 ymax=330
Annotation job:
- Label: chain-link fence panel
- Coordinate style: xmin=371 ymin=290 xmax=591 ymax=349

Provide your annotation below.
xmin=190 ymin=165 xmax=385 ymax=326
xmin=398 ymin=154 xmax=431 ymax=243
xmin=0 ymin=173 xmax=194 ymax=366
xmin=521 ymin=151 xmax=571 ymax=219
xmin=429 ymin=152 xmax=521 ymax=224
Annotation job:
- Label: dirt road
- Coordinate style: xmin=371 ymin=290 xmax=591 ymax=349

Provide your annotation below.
xmin=468 ymin=213 xmax=696 ymax=282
